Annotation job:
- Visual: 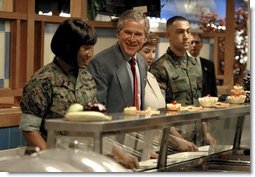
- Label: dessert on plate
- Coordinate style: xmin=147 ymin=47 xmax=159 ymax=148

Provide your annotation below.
xmin=65 ymin=103 xmax=111 ymax=121
xmin=167 ymin=100 xmax=181 ymax=111
xmin=124 ymin=107 xmax=158 ymax=115
xmin=227 ymin=85 xmax=246 ymax=104
xmin=124 ymin=106 xmax=138 ymax=115
xmin=198 ymin=95 xmax=218 ymax=108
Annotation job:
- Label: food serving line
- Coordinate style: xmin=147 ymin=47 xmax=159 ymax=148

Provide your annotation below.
xmin=45 ymin=103 xmax=250 ymax=171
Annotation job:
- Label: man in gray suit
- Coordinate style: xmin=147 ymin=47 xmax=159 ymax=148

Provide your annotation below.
xmin=88 ymin=9 xmax=149 ymax=113
xmin=87 ymin=9 xmax=149 ymax=169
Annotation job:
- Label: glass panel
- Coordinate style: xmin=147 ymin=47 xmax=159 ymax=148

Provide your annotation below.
xmin=43 ymin=23 xmax=58 ymax=65
xmin=161 ymin=0 xmax=226 ymax=30
xmin=102 ymin=129 xmax=162 ymax=170
xmin=137 ymin=116 xmax=239 ymax=171
xmin=0 ymin=20 xmax=10 ymax=89
xmin=55 ymin=136 xmax=94 ymax=151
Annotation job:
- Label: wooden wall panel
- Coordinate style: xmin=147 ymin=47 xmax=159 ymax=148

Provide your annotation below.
xmin=1 ymin=0 xmax=13 ymax=12
xmin=34 ymin=21 xmax=45 ymax=71
xmin=9 ymin=20 xmax=21 ymax=89
xmin=223 ymin=0 xmax=235 ymax=86
xmin=13 ymin=0 xmax=28 ymax=13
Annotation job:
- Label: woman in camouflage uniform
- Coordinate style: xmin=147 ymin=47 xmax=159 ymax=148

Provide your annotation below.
xmin=19 ymin=19 xmax=98 ymax=150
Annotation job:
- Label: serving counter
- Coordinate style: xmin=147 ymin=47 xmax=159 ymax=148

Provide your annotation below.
xmin=45 ymin=104 xmax=250 ymax=172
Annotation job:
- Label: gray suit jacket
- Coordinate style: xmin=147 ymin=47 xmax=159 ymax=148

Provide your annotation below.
xmin=88 ymin=43 xmax=148 ymax=113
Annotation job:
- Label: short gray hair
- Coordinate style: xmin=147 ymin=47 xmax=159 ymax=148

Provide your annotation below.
xmin=117 ymin=9 xmax=150 ymax=36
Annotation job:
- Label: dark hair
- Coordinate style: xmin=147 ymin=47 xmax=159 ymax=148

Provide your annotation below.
xmin=51 ymin=18 xmax=97 ymax=67
xmin=166 ymin=16 xmax=189 ymax=28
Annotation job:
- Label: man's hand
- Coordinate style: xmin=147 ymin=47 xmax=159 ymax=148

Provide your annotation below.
xmin=112 ymin=145 xmax=139 ymax=170
xmin=204 ymin=132 xmax=217 ymax=145
xmin=175 ymin=138 xmax=199 ymax=152
xmin=168 ymin=134 xmax=198 ymax=152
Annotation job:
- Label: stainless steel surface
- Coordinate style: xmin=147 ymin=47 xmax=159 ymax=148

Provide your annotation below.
xmin=157 ymin=127 xmax=169 ymax=171
xmin=38 ymin=149 xmax=129 ymax=172
xmin=46 ymin=104 xmax=250 ymax=135
xmin=0 ymin=155 xmax=82 ymax=172
xmin=0 ymin=147 xmax=26 ymax=157
xmin=233 ymin=116 xmax=246 ymax=149
xmin=164 ymin=149 xmax=250 ymax=172
xmin=45 ymin=104 xmax=250 ymax=171
xmin=0 ymin=148 xmax=129 ymax=172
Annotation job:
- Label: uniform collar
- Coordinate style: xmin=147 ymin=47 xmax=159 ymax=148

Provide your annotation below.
xmin=54 ymin=57 xmax=78 ymax=75
xmin=166 ymin=48 xmax=191 ymax=68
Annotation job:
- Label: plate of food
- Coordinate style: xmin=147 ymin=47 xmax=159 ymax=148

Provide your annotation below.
xmin=167 ymin=100 xmax=181 ymax=111
xmin=139 ymin=159 xmax=157 ymax=169
xmin=198 ymin=95 xmax=218 ymax=108
xmin=65 ymin=111 xmax=111 ymax=121
xmin=227 ymin=95 xmax=246 ymax=104
xmin=65 ymin=103 xmax=111 ymax=121
xmin=124 ymin=106 xmax=160 ymax=116
xmin=226 ymin=85 xmax=246 ymax=104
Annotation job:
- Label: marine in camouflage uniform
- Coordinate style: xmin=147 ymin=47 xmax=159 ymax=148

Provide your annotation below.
xmin=150 ymin=47 xmax=202 ymax=106
xmin=19 ymin=57 xmax=97 ymax=140
xmin=150 ymin=47 xmax=203 ymax=146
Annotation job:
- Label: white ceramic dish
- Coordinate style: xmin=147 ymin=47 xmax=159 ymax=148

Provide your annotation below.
xmin=167 ymin=151 xmax=208 ymax=159
xmin=138 ymin=146 xmax=234 ymax=169
xmin=167 ymin=103 xmax=181 ymax=111
xmin=198 ymin=96 xmax=218 ymax=107
xmin=65 ymin=111 xmax=111 ymax=121
xmin=139 ymin=159 xmax=157 ymax=169
xmin=166 ymin=151 xmax=209 ymax=164
xmin=198 ymin=145 xmax=210 ymax=152
xmin=227 ymin=95 xmax=246 ymax=104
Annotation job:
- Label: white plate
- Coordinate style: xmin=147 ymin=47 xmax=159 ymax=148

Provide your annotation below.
xmin=139 ymin=159 xmax=157 ymax=169
xmin=208 ymin=145 xmax=233 ymax=154
xmin=167 ymin=151 xmax=208 ymax=159
xmin=227 ymin=95 xmax=246 ymax=104
xmin=198 ymin=145 xmax=210 ymax=152
xmin=139 ymin=151 xmax=210 ymax=169
xmin=65 ymin=111 xmax=111 ymax=122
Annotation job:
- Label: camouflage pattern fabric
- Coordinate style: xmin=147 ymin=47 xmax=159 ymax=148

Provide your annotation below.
xmin=20 ymin=58 xmax=97 ymax=138
xmin=150 ymin=47 xmax=202 ymax=106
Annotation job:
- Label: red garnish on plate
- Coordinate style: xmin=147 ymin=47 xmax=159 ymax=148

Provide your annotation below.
xmin=234 ymin=93 xmax=241 ymax=97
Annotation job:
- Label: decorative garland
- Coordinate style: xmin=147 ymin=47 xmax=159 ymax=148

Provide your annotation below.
xmin=199 ymin=2 xmax=248 ymax=85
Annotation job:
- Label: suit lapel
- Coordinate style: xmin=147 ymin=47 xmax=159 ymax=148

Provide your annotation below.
xmin=112 ymin=44 xmax=133 ymax=106
xmin=112 ymin=44 xmax=148 ymax=108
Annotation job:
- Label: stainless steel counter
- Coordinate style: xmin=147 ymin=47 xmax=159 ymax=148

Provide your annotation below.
xmin=45 ymin=103 xmax=250 ymax=171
